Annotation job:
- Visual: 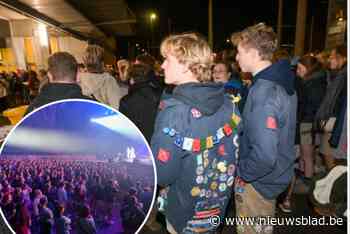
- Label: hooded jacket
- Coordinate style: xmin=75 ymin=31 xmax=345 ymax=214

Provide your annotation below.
xmin=238 ymin=59 xmax=297 ymax=200
xmin=151 ymin=82 xmax=241 ymax=233
xmin=79 ymin=72 xmax=125 ymax=109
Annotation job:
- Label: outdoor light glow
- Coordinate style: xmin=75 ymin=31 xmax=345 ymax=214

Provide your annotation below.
xmin=150 ymin=13 xmax=157 ymax=21
xmin=38 ymin=23 xmax=49 ymax=47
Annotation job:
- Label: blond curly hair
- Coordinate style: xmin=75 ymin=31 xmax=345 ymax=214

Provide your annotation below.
xmin=160 ymin=32 xmax=213 ymax=82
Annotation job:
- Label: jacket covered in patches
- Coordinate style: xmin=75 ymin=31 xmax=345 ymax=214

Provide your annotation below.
xmin=238 ymin=59 xmax=297 ymax=200
xmin=151 ymin=82 xmax=241 ymax=233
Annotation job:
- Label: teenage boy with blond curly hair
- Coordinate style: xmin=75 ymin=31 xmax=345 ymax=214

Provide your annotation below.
xmin=151 ymin=33 xmax=241 ymax=233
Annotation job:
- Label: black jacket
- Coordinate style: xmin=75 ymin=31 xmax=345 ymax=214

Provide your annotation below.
xmin=298 ymin=70 xmax=327 ymax=123
xmin=26 ymin=83 xmax=92 ymax=114
xmin=119 ymin=81 xmax=161 ymax=142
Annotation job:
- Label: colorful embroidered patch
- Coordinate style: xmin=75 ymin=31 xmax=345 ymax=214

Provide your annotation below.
xmin=227 ymin=164 xmax=236 ymax=176
xmin=183 ymin=137 xmax=194 ymax=151
xmin=219 ymin=183 xmax=227 ymax=192
xmin=227 ymin=176 xmax=234 ymax=187
xmin=210 ymin=182 xmax=218 ymax=190
xmin=218 ymin=145 xmax=226 ymax=156
xmin=174 ymin=135 xmax=184 ymax=147
xmin=196 ymin=166 xmax=204 ymax=175
xmin=191 ymin=186 xmax=201 ymax=197
xmin=191 ymin=108 xmax=202 ymax=118
xmin=196 ymin=175 xmax=204 ymax=184
xmin=206 ymin=136 xmax=214 ymax=148
xmin=232 ymin=114 xmax=241 ymax=125
xmin=266 ymin=116 xmax=277 ymax=129
xmin=157 ymin=148 xmax=171 ymax=163
xmin=192 ymin=139 xmax=201 ymax=152
xmin=223 ymin=124 xmax=233 ymax=136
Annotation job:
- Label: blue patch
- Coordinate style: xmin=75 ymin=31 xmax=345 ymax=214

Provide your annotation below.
xmin=174 ymin=135 xmax=184 ymax=147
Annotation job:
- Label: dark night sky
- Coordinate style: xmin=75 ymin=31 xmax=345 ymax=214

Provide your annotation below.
xmin=120 ymin=0 xmax=328 ymax=57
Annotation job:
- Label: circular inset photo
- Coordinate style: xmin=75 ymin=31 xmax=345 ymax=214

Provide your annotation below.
xmin=0 ymin=100 xmax=156 ymax=234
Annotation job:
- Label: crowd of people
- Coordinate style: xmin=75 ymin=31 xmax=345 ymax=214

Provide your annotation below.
xmin=0 ymin=21 xmax=346 ymax=234
xmin=0 ymin=158 xmax=153 ymax=234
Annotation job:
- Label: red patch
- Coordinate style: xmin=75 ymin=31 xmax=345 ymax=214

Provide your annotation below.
xmin=158 ymin=101 xmax=165 ymax=110
xmin=223 ymin=124 xmax=233 ymax=136
xmin=266 ymin=116 xmax=277 ymax=129
xmin=218 ymin=145 xmax=226 ymax=156
xmin=157 ymin=148 xmax=171 ymax=163
xmin=192 ymin=139 xmax=201 ymax=152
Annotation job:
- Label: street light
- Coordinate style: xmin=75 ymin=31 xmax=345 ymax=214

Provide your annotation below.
xmin=150 ymin=13 xmax=157 ymax=21
xmin=149 ymin=12 xmax=157 ymax=55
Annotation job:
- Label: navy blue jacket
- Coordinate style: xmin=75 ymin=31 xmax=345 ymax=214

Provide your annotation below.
xmin=238 ymin=59 xmax=297 ymax=200
xmin=151 ymin=82 xmax=241 ymax=233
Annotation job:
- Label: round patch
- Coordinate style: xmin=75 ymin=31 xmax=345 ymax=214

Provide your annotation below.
xmin=200 ymin=189 xmax=206 ymax=198
xmin=227 ymin=164 xmax=235 ymax=176
xmin=191 ymin=186 xmax=201 ymax=197
xmin=219 ymin=173 xmax=228 ymax=182
xmin=205 ymin=190 xmax=212 ymax=198
xmin=219 ymin=183 xmax=227 ymax=192
xmin=169 ymin=128 xmax=176 ymax=137
xmin=203 ymin=176 xmax=209 ymax=184
xmin=191 ymin=108 xmax=202 ymax=118
xmin=217 ymin=162 xmax=227 ymax=173
xmin=210 ymin=181 xmax=218 ymax=191
xmin=203 ymin=150 xmax=209 ymax=158
xmin=196 ymin=175 xmax=204 ymax=184
xmin=204 ymin=158 xmax=209 ymax=168
xmin=196 ymin=166 xmax=204 ymax=175
xmin=213 ymin=173 xmax=219 ymax=180
xmin=227 ymin=176 xmax=234 ymax=187
xmin=162 ymin=127 xmax=170 ymax=134
xmin=211 ymin=158 xmax=217 ymax=169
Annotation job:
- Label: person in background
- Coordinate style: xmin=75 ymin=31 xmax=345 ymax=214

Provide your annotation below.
xmin=37 ymin=69 xmax=49 ymax=92
xmin=55 ymin=204 xmax=71 ymax=234
xmin=79 ymin=44 xmax=123 ymax=109
xmin=26 ymin=52 xmax=91 ymax=114
xmin=76 ymin=205 xmax=97 ymax=234
xmin=279 ymin=55 xmax=327 ymax=213
xmin=119 ymin=63 xmax=162 ymax=142
xmin=314 ymin=44 xmax=347 ymax=171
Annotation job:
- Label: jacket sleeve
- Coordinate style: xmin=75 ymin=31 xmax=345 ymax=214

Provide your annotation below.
xmin=105 ymin=76 xmax=123 ymax=109
xmin=238 ymin=102 xmax=280 ymax=182
xmin=150 ymin=104 xmax=185 ymax=186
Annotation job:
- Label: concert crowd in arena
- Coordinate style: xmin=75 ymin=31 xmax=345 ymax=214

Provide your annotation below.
xmin=0 ymin=156 xmax=154 ymax=234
